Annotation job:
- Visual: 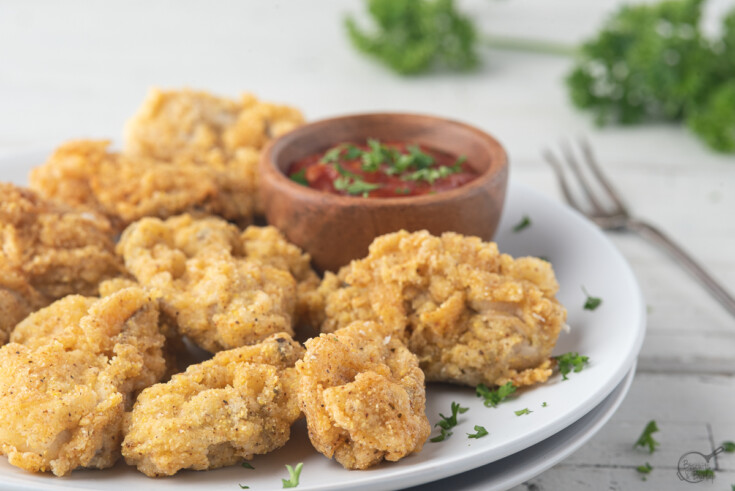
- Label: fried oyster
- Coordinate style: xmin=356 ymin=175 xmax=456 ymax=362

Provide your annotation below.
xmin=297 ymin=321 xmax=430 ymax=470
xmin=318 ymin=230 xmax=567 ymax=388
xmin=122 ymin=333 xmax=304 ymax=477
xmin=29 ymin=140 xmax=259 ymax=232
xmin=0 ymin=183 xmax=123 ymax=344
xmin=117 ymin=214 xmax=318 ymax=352
xmin=124 ymin=88 xmax=304 ymax=214
xmin=0 ymin=287 xmax=166 ymax=476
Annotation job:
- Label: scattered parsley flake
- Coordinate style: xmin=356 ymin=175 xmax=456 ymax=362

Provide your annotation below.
xmin=636 ymin=462 xmax=653 ymax=475
xmin=241 ymin=462 xmax=254 ymax=469
xmin=282 ymin=462 xmax=303 ymax=488
xmin=290 ymin=169 xmax=308 ymax=186
xmin=515 ymin=408 xmax=532 ymax=416
xmin=321 ymin=146 xmax=344 ymax=163
xmin=467 ymin=425 xmax=488 ymax=439
xmin=582 ymin=286 xmax=602 ymax=310
xmin=723 ymin=441 xmax=735 ymax=452
xmin=538 ymin=256 xmax=550 ymax=263
xmin=431 ymin=401 xmax=469 ymax=442
xmin=512 ymin=215 xmax=531 ymax=232
xmin=476 ymin=382 xmax=516 ymax=408
xmin=345 ymin=145 xmax=362 ymax=160
xmin=634 ymin=420 xmax=660 ymax=454
xmin=554 ymin=352 xmax=589 ymax=381
xmin=542 ymin=402 xmax=548 ymax=407
xmin=694 ymin=468 xmax=714 ymax=479
xmin=239 ymin=485 xmax=250 ymax=489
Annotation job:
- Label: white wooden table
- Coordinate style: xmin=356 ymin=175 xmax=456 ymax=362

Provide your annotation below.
xmin=1 ymin=1 xmax=734 ymax=489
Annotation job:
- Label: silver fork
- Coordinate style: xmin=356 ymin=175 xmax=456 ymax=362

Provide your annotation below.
xmin=543 ymin=138 xmax=735 ymax=318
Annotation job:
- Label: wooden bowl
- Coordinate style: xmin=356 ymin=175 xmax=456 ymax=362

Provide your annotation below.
xmin=259 ymin=113 xmax=508 ymax=273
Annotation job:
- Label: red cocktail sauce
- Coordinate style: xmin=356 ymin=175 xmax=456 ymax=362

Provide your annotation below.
xmin=287 ymin=141 xmax=479 ymax=198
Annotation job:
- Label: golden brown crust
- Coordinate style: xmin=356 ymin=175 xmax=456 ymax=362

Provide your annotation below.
xmin=124 ymin=88 xmax=304 ymax=214
xmin=122 ymin=333 xmax=305 ymax=477
xmin=318 ymin=230 xmax=567 ymax=388
xmin=297 ymin=321 xmax=430 ymax=469
xmin=29 ymin=140 xmax=258 ymax=232
xmin=0 ymin=287 xmax=166 ymax=476
xmin=0 ymin=183 xmax=123 ymax=342
xmin=117 ymin=214 xmax=319 ymax=352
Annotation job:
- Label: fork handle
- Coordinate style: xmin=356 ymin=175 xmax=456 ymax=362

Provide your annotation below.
xmin=626 ymin=219 xmax=735 ymax=317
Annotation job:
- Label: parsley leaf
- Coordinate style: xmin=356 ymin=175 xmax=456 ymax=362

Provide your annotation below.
xmin=582 ymin=286 xmax=602 ymax=310
xmin=542 ymin=402 xmax=548 ymax=407
xmin=723 ymin=441 xmax=735 ymax=452
xmin=241 ymin=462 xmax=254 ymax=469
xmin=345 ymin=0 xmax=479 ymax=75
xmin=321 ymin=146 xmax=344 ymax=163
xmin=512 ymin=215 xmax=531 ymax=232
xmin=431 ymin=401 xmax=468 ymax=442
xmin=282 ymin=462 xmax=303 ymax=488
xmin=476 ymin=382 xmax=516 ymax=408
xmin=467 ymin=425 xmax=488 ymax=439
xmin=239 ymin=485 xmax=250 ymax=489
xmin=566 ymin=0 xmax=735 ymax=153
xmin=634 ymin=420 xmax=660 ymax=454
xmin=514 ymin=408 xmax=532 ymax=416
xmin=290 ymin=169 xmax=308 ymax=186
xmin=637 ymin=462 xmax=653 ymax=475
xmin=554 ymin=352 xmax=589 ymax=381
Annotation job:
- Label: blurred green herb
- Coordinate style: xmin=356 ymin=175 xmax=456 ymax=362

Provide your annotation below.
xmin=723 ymin=441 xmax=735 ymax=452
xmin=512 ymin=216 xmax=531 ymax=232
xmin=567 ymin=0 xmax=735 ymax=153
xmin=637 ymin=462 xmax=653 ymax=478
xmin=634 ymin=420 xmax=660 ymax=454
xmin=345 ymin=0 xmax=478 ymax=75
xmin=514 ymin=408 xmax=532 ymax=416
xmin=582 ymin=286 xmax=602 ymax=311
xmin=290 ymin=169 xmax=308 ymax=186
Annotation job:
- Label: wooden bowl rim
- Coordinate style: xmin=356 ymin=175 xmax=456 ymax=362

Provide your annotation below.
xmin=261 ymin=112 xmax=508 ymax=208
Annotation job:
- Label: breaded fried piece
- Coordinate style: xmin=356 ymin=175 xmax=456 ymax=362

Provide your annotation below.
xmin=297 ymin=321 xmax=430 ymax=470
xmin=117 ymin=214 xmax=313 ymax=352
xmin=29 ymin=140 xmax=258 ymax=232
xmin=318 ymin=231 xmax=567 ymax=388
xmin=124 ymin=88 xmax=304 ymax=214
xmin=122 ymin=333 xmax=304 ymax=477
xmin=0 ymin=287 xmax=166 ymax=476
xmin=0 ymin=183 xmax=123 ymax=342
xmin=124 ymin=88 xmax=303 ymax=163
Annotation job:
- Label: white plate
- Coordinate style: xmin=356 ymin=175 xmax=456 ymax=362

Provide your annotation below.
xmin=411 ymin=362 xmax=637 ymax=491
xmin=0 ymin=150 xmax=646 ymax=490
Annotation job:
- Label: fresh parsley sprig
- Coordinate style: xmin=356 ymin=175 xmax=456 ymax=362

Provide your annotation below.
xmin=634 ymin=420 xmax=660 ymax=454
xmin=346 ymin=0 xmax=478 ymax=75
xmin=554 ymin=352 xmax=589 ymax=381
xmin=431 ymin=401 xmax=469 ymax=442
xmin=476 ymin=381 xmax=516 ymax=407
xmin=514 ymin=408 xmax=532 ymax=416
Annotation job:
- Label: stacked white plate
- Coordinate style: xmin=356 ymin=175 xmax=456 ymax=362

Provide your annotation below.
xmin=0 ymin=152 xmax=646 ymax=491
